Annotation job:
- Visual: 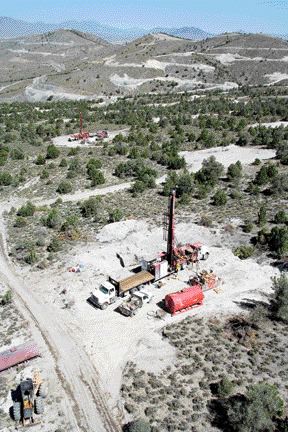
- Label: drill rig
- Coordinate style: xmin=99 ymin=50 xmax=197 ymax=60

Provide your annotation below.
xmin=69 ymin=112 xmax=90 ymax=141
xmin=163 ymin=189 xmax=209 ymax=272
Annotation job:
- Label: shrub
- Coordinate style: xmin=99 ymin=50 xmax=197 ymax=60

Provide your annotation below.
xmin=272 ymin=275 xmax=288 ymax=323
xmin=46 ymin=144 xmax=60 ymax=159
xmin=86 ymin=158 xmax=102 ymax=173
xmin=25 ymin=248 xmax=37 ymax=265
xmin=131 ymin=180 xmax=146 ymax=195
xmin=199 ymin=215 xmax=213 ymax=227
xmin=125 ymin=419 xmax=151 ymax=432
xmin=89 ymin=169 xmax=105 ymax=187
xmin=177 ymin=171 xmax=193 ymax=196
xmin=59 ymin=158 xmax=67 ymax=167
xmin=257 ymin=205 xmax=267 ymax=227
xmin=0 ymin=145 xmax=9 ymax=166
xmin=10 ymin=148 xmax=24 ymax=160
xmin=114 ymin=160 xmax=156 ymax=182
xmin=81 ymin=197 xmax=101 ymax=218
xmin=0 ymin=290 xmax=12 ymax=306
xmin=14 ymin=216 xmax=27 ymax=228
xmin=215 ymin=376 xmax=234 ymax=398
xmin=35 ymin=154 xmax=46 ymax=165
xmin=234 ymin=245 xmax=254 ymax=259
xmin=43 ymin=209 xmax=62 ymax=229
xmin=195 ymin=156 xmax=224 ymax=187
xmin=252 ymin=158 xmax=261 ymax=166
xmin=269 ymin=226 xmax=288 ymax=257
xmin=271 ymin=173 xmax=288 ymax=195
xmin=254 ymin=166 xmax=269 ymax=185
xmin=17 ymin=202 xmax=36 ymax=217
xmin=0 ymin=172 xmax=13 ymax=186
xmin=57 ymin=181 xmax=72 ymax=194
xmin=68 ymin=147 xmax=80 ymax=156
xmin=276 ymin=142 xmax=288 ymax=165
xmin=212 ymin=189 xmax=227 ymax=206
xmin=247 ymin=182 xmax=260 ymax=195
xmin=242 ymin=220 xmax=254 ymax=233
xmin=108 ymin=208 xmax=123 ymax=223
xmin=47 ymin=237 xmax=62 ymax=252
xmin=275 ymin=210 xmax=288 ymax=224
xmin=225 ymin=383 xmax=284 ymax=432
xmin=227 ymin=161 xmax=242 ymax=180
xmin=40 ymin=169 xmax=49 ymax=179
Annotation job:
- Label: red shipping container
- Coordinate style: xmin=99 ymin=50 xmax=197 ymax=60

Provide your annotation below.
xmin=165 ymin=284 xmax=204 ymax=315
xmin=0 ymin=341 xmax=40 ymax=372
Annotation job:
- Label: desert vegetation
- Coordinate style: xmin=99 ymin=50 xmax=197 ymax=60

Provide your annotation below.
xmin=122 ymin=276 xmax=288 ymax=432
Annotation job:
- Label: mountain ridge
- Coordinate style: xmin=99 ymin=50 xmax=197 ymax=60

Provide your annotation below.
xmin=0 ymin=16 xmax=214 ymax=42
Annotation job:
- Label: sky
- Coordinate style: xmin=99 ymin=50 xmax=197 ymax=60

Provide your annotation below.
xmin=1 ymin=0 xmax=288 ymax=34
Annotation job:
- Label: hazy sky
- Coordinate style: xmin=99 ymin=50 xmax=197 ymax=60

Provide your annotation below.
xmin=2 ymin=0 xmax=287 ymax=34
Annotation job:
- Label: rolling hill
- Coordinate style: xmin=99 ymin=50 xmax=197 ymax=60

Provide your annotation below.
xmin=0 ymin=30 xmax=287 ymax=101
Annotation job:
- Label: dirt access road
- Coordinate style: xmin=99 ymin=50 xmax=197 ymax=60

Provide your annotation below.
xmin=0 ymin=212 xmax=120 ymax=432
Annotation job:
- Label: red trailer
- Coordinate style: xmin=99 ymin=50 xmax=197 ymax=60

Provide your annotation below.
xmin=165 ymin=285 xmax=204 ymax=316
xmin=0 ymin=341 xmax=40 ymax=372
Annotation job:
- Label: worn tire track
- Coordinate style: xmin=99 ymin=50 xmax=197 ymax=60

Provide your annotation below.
xmin=0 ymin=214 xmax=121 ymax=432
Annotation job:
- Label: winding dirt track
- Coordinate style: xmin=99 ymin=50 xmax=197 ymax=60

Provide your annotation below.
xmin=0 ymin=193 xmax=123 ymax=431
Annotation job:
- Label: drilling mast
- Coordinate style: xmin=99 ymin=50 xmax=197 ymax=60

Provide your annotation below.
xmin=163 ymin=189 xmax=176 ymax=267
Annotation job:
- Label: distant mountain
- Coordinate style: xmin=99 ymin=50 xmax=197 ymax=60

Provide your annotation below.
xmin=0 ymin=16 xmax=211 ymax=42
xmin=0 ymin=17 xmax=56 ymax=38
xmin=151 ymin=26 xmax=212 ymax=40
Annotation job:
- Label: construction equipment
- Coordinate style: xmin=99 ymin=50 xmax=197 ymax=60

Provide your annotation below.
xmin=90 ymin=189 xmax=210 ymax=310
xmin=89 ymin=271 xmax=154 ymax=309
xmin=69 ymin=112 xmax=90 ymax=141
xmin=96 ymin=130 xmax=108 ymax=140
xmin=163 ymin=190 xmax=209 ymax=270
xmin=12 ymin=370 xmax=47 ymax=426
xmin=165 ymin=285 xmax=204 ymax=315
xmin=165 ymin=269 xmax=220 ymax=315
xmin=188 ymin=270 xmax=220 ymax=292
xmin=118 ymin=291 xmax=153 ymax=317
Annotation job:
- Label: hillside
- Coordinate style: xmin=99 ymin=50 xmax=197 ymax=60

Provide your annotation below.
xmin=0 ymin=31 xmax=287 ymax=101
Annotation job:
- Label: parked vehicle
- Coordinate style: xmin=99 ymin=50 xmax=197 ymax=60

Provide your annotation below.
xmin=118 ymin=291 xmax=153 ymax=317
xmin=89 ymin=271 xmax=154 ymax=310
xmin=12 ymin=371 xmax=47 ymax=426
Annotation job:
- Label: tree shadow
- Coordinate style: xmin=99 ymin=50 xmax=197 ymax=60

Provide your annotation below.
xmin=233 ymin=297 xmax=269 ymax=312
xmin=207 ymin=394 xmax=246 ymax=431
xmin=9 ymin=384 xmax=21 ymax=420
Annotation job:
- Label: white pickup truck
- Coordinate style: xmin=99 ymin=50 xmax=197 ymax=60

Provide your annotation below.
xmin=118 ymin=291 xmax=153 ymax=317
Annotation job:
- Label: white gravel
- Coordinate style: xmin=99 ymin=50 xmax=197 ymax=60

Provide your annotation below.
xmin=250 ymin=121 xmax=288 ymax=128
xmin=180 ymin=144 xmax=276 ymax=171
xmin=265 ymin=72 xmax=288 ymax=85
xmin=110 ymin=73 xmax=238 ymax=91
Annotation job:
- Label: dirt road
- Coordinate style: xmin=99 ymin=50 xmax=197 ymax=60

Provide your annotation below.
xmin=0 ymin=213 xmax=120 ymax=432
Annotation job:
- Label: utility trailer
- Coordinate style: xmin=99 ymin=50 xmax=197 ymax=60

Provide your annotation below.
xmin=118 ymin=291 xmax=153 ymax=317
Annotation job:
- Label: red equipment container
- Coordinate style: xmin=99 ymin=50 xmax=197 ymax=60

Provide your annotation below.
xmin=0 ymin=341 xmax=40 ymax=372
xmin=165 ymin=284 xmax=204 ymax=315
